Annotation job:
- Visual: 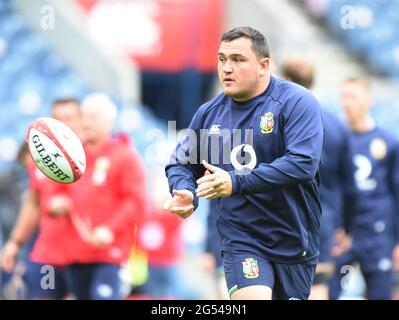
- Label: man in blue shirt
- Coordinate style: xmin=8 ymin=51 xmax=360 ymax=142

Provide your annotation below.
xmin=281 ymin=57 xmax=357 ymax=300
xmin=329 ymin=77 xmax=399 ymax=300
xmin=164 ymin=27 xmax=324 ymax=300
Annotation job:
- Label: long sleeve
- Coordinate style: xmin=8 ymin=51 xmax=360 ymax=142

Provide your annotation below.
xmin=230 ymin=92 xmax=324 ymax=195
xmin=165 ymin=104 xmax=208 ymax=209
xmin=336 ymin=133 xmax=358 ymax=232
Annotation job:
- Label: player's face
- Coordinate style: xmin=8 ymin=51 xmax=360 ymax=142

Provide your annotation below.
xmin=341 ymin=82 xmax=372 ymax=125
xmin=52 ymin=102 xmax=82 ymax=137
xmin=81 ymin=106 xmax=111 ymax=143
xmin=218 ymin=38 xmax=268 ymax=101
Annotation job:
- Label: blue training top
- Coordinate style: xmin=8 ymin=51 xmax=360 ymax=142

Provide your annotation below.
xmin=166 ymin=76 xmax=324 ymax=264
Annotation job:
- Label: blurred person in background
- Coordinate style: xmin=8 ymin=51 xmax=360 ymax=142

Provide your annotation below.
xmin=49 ymin=92 xmax=149 ymax=300
xmin=0 ymin=98 xmax=83 ymax=299
xmin=329 ymin=77 xmax=399 ymax=300
xmin=0 ymin=143 xmax=31 ymax=299
xmin=0 ymin=143 xmax=30 ymax=245
xmin=281 ymin=57 xmax=357 ymax=300
xmin=201 ymin=200 xmax=228 ymax=300
xmin=137 ymin=167 xmax=197 ymax=299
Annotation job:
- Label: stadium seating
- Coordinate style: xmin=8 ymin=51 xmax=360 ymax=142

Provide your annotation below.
xmin=304 ymin=0 xmax=399 ymax=78
xmin=0 ymin=0 xmax=164 ymax=172
xmin=301 ymin=0 xmax=399 ymax=141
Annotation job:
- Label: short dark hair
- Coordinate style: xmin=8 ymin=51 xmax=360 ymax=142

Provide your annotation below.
xmin=221 ymin=26 xmax=270 ymax=59
xmin=52 ymin=97 xmax=80 ymax=108
xmin=282 ymin=57 xmax=314 ymax=89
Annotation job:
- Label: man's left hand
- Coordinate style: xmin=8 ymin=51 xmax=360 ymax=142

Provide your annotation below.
xmin=48 ymin=195 xmax=72 ymax=217
xmin=196 ymin=160 xmax=232 ymax=200
xmin=92 ymin=226 xmax=115 ymax=247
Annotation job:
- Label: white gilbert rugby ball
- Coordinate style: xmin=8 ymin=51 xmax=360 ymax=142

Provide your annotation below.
xmin=26 ymin=117 xmax=86 ymax=183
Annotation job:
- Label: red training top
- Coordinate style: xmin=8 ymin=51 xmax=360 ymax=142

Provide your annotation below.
xmin=31 ymin=137 xmax=148 ymax=265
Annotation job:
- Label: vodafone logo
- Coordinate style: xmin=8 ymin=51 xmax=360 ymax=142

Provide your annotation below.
xmin=230 ymin=144 xmax=257 ymax=174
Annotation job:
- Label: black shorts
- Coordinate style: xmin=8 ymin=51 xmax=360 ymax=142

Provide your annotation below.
xmin=223 ymin=251 xmax=316 ymax=300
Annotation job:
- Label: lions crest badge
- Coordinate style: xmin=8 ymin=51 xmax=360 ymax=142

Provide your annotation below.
xmin=260 ymin=112 xmax=274 ymax=134
xmin=370 ymin=138 xmax=387 ymax=160
xmin=242 ymin=258 xmax=259 ymax=279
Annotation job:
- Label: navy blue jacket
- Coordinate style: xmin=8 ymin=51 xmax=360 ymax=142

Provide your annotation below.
xmin=166 ymin=76 xmax=324 ymax=263
xmin=346 ymin=126 xmax=399 ymax=247
xmin=320 ymin=110 xmax=357 ymax=231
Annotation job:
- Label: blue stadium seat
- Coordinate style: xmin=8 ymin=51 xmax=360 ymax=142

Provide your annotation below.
xmin=0 ymin=0 xmax=12 ymax=18
xmin=317 ymin=0 xmax=399 ymax=77
xmin=0 ymin=6 xmax=165 ymax=172
xmin=0 ymin=14 xmax=30 ymax=41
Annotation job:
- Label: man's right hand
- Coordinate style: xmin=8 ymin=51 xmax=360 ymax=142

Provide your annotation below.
xmin=201 ymin=252 xmax=217 ymax=274
xmin=164 ymin=189 xmax=194 ymax=219
xmin=0 ymin=240 xmax=21 ymax=272
xmin=48 ymin=195 xmax=72 ymax=217
xmin=331 ymin=228 xmax=352 ymax=257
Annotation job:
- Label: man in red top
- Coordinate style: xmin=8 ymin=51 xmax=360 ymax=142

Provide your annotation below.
xmin=137 ymin=168 xmax=184 ymax=298
xmin=0 ymin=98 xmax=83 ymax=299
xmin=1 ymin=94 xmax=148 ymax=300
xmin=50 ymin=93 xmax=148 ymax=299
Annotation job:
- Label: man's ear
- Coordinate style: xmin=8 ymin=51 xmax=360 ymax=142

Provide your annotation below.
xmin=260 ymin=58 xmax=269 ymax=76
